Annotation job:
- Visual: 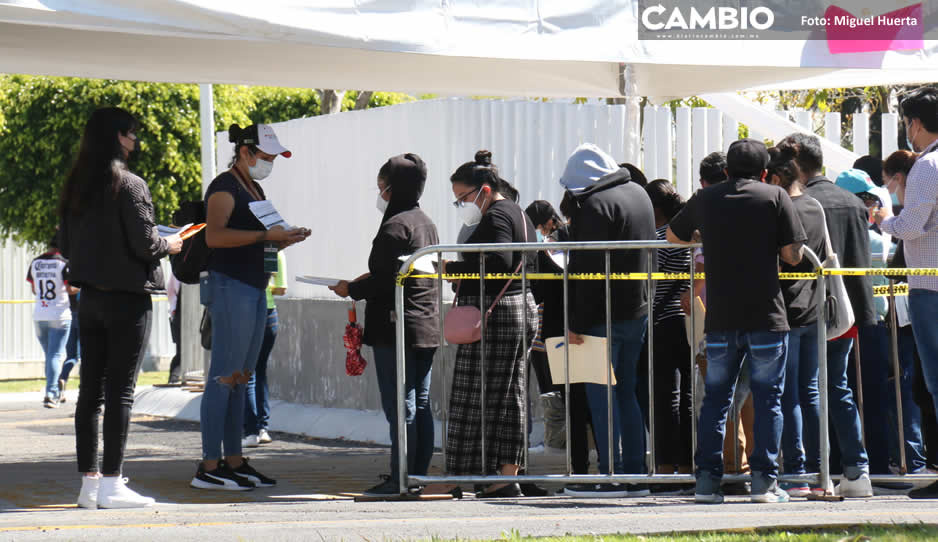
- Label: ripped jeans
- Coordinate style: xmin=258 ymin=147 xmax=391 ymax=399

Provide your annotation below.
xmin=200 ymin=271 xmax=267 ymax=461
xmin=695 ymin=330 xmax=787 ymax=494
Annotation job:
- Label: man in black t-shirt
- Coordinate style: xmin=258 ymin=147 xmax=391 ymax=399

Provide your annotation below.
xmin=668 ymin=139 xmax=806 ymax=504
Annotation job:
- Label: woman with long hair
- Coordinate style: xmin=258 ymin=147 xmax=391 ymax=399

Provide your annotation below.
xmin=767 ymin=146 xmax=828 ymax=496
xmin=329 ymin=153 xmax=440 ymax=497
xmin=191 ymin=123 xmax=309 ymax=491
xmin=644 ymin=179 xmax=693 ymax=475
xmin=59 ymin=107 xmax=183 ymax=508
xmin=440 ymin=150 xmax=538 ymax=498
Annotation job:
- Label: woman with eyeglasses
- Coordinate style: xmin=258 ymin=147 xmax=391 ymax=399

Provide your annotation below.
xmin=438 ymin=150 xmax=538 ymax=498
xmin=329 ymin=153 xmax=440 ymax=498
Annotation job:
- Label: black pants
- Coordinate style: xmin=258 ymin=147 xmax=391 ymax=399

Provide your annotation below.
xmin=168 ymin=289 xmax=182 ymax=382
xmin=75 ymin=287 xmax=152 ymax=475
xmin=529 ymin=349 xmax=594 ymax=474
xmin=652 ymin=316 xmax=693 ymax=468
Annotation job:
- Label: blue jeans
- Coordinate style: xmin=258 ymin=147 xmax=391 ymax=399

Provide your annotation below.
xmin=910 ymin=289 xmax=938 ymax=423
xmin=373 ymin=345 xmax=436 ymax=483
xmin=696 ymin=330 xmax=786 ymax=493
xmin=583 ymin=317 xmax=648 ymax=475
xmin=780 ymin=325 xmax=820 ymax=475
xmin=244 ymin=308 xmax=278 ymax=435
xmin=62 ymin=312 xmax=80 ymax=382
xmin=201 ymin=272 xmax=267 ymax=460
xmin=885 ymin=325 xmax=927 ymax=472
xmin=35 ymin=320 xmax=71 ymax=401
xmin=826 ymin=336 xmax=870 ymax=479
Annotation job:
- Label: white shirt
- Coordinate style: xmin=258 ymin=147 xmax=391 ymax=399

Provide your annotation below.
xmin=27 ymin=251 xmax=71 ymax=322
xmin=881 ymin=139 xmax=938 ymax=292
xmin=166 ymin=273 xmax=181 ymax=314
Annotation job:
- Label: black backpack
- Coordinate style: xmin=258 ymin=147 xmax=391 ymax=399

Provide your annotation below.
xmin=169 ymin=201 xmax=212 ymax=284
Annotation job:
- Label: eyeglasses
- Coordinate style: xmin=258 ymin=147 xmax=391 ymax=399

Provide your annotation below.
xmin=452 ymin=187 xmax=480 ymax=208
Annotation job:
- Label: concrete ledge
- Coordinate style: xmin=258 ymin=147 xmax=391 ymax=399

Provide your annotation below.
xmin=132 ymin=386 xmax=544 ymax=449
xmin=133 ymin=386 xmax=433 ymax=447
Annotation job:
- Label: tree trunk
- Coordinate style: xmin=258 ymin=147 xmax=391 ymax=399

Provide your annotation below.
xmin=354 ymin=91 xmax=374 ymax=111
xmin=317 ymin=89 xmax=345 ymax=114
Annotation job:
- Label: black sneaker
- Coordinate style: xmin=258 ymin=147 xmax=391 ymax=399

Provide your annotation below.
xmin=563 ymin=483 xmax=630 ymax=498
xmin=362 ymin=475 xmax=403 ymax=497
xmin=476 ymin=483 xmax=523 ymax=498
xmin=228 ymin=458 xmax=276 ymax=488
xmin=909 ymin=481 xmax=938 ymax=499
xmin=190 ymin=462 xmax=255 ymax=491
xmin=43 ymin=397 xmax=58 ymax=409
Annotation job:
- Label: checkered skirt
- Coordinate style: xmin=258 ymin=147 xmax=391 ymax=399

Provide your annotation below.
xmin=445 ymin=291 xmax=538 ymax=475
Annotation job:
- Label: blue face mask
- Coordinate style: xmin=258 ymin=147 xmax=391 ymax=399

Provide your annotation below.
xmin=892 ymin=191 xmax=901 ymax=206
xmin=535 ymin=231 xmax=545 ymax=243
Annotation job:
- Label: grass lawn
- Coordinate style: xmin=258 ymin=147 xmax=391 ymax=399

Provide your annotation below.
xmin=490 ymin=525 xmax=938 ymax=541
xmin=0 ymin=371 xmax=169 ymax=394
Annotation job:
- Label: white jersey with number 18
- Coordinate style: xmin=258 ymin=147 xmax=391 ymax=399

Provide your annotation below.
xmin=27 ymin=251 xmax=72 ymax=322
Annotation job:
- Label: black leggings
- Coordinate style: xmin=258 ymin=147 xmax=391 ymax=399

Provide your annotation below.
xmin=75 ymin=287 xmax=151 ymax=475
xmin=652 ymin=315 xmax=693 ymax=468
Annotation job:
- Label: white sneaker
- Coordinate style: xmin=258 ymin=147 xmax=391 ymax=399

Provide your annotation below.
xmin=77 ymin=475 xmax=99 ymax=509
xmin=242 ymin=434 xmax=261 ymax=448
xmin=258 ymin=429 xmax=272 ymax=444
xmin=97 ymin=476 xmax=155 ymax=509
xmin=835 ymin=473 xmax=873 ymax=498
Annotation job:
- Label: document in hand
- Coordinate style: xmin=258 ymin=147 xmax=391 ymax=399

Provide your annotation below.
xmin=248 ymin=201 xmax=292 ymax=230
xmin=544 ymin=336 xmax=616 ymax=386
xmin=296 ymin=275 xmax=341 ymax=287
xmin=157 ymin=223 xmax=206 ymax=240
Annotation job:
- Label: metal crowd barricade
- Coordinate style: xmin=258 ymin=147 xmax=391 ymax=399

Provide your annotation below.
xmin=823 ymin=267 xmax=938 ymax=487
xmin=393 ymin=240 xmax=832 ymax=496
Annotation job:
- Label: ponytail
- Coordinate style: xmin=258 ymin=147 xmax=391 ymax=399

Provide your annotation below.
xmin=644 ymin=179 xmax=685 ymax=221
xmin=227 ymin=123 xmax=259 ymax=168
xmin=451 ymin=149 xmax=520 ymax=201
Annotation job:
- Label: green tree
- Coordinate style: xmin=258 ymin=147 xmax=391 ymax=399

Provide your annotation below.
xmin=0 ymin=76 xmax=412 ymax=244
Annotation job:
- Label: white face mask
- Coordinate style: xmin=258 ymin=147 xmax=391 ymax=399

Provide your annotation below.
xmin=456 ymin=189 xmax=484 ymax=226
xmin=248 ymin=156 xmax=274 ymax=180
xmin=906 ymin=120 xmax=919 ymax=152
xmin=376 ymin=186 xmax=390 ymax=214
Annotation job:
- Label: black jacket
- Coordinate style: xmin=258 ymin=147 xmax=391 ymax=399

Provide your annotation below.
xmin=531 ymin=225 xmax=569 ymax=339
xmin=348 ymin=154 xmax=440 ymax=348
xmin=566 ymin=169 xmax=657 ymax=332
xmin=349 ymin=209 xmax=440 ymax=347
xmin=60 ymin=170 xmax=169 ymax=294
xmin=804 ymin=176 xmax=877 ymax=328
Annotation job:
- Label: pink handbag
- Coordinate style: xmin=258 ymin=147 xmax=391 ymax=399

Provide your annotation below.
xmin=443 ymin=208 xmax=528 ymax=345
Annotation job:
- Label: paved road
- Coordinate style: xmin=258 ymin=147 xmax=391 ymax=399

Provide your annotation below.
xmin=3 ymin=390 xmax=938 ymax=541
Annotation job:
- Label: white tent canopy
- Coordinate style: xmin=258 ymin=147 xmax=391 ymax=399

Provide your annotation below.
xmin=2 ymin=1 xmax=937 ymax=97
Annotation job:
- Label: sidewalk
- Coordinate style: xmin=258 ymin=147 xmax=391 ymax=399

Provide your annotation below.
xmin=3 ymin=388 xmax=938 ymax=541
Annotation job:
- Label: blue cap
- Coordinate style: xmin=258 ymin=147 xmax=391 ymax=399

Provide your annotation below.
xmin=835 ymin=168 xmax=876 ymax=195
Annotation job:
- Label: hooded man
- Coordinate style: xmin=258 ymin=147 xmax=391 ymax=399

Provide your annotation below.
xmin=559 ymin=143 xmax=657 ymax=498
xmin=330 ymin=153 xmax=441 ymax=498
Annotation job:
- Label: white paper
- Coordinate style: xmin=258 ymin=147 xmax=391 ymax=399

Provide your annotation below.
xmin=549 ymin=251 xmax=567 ymax=269
xmin=157 ymin=223 xmax=192 ymax=237
xmin=249 ymin=201 xmax=292 ymax=230
xmin=399 ymin=254 xmax=439 ymax=275
xmin=296 ymin=275 xmax=341 ymax=287
xmin=895 ymin=285 xmax=911 ymax=328
xmin=545 ymin=335 xmax=616 ymax=385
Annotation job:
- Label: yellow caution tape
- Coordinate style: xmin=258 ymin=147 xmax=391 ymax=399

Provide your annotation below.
xmin=823 ymin=268 xmax=938 ymax=277
xmin=398 ymin=272 xmax=818 ymax=284
xmin=873 ymin=284 xmax=910 ymax=297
